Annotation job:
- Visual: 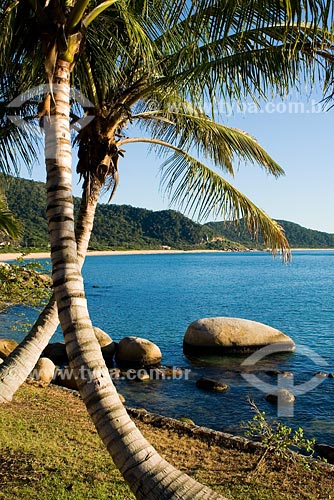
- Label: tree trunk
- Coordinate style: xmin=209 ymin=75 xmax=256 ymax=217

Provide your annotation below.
xmin=0 ymin=180 xmax=101 ymax=403
xmin=45 ymin=59 xmax=226 ymax=500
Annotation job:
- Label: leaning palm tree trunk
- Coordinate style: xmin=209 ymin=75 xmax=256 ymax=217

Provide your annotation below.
xmin=46 ymin=58 xmax=226 ymax=500
xmin=0 ymin=179 xmax=101 ymax=403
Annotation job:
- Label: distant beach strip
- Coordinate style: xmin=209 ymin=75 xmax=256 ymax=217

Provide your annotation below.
xmin=1 ymin=248 xmax=334 ymax=262
xmin=0 ymin=249 xmax=233 ymax=261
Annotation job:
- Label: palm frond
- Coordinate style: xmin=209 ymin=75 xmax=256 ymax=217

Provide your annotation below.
xmin=116 ymin=135 xmax=289 ymax=259
xmin=132 ymin=109 xmax=285 ymax=178
xmin=0 ymin=120 xmax=40 ymax=176
xmin=154 ymin=19 xmax=333 ymax=106
xmin=159 ymin=150 xmax=290 ymax=260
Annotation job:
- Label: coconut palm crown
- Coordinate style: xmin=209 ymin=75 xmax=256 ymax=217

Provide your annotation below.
xmin=1 ymin=1 xmax=332 ymax=259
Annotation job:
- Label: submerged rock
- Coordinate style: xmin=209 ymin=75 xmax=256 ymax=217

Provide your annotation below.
xmin=266 ymin=389 xmax=295 ymax=404
xmin=184 ymin=317 xmax=295 ymax=355
xmin=196 ymin=377 xmax=229 ymax=392
xmin=315 ymin=371 xmax=328 ymax=378
xmin=265 ymin=369 xmax=282 ymax=376
xmin=315 ymin=444 xmax=334 ymax=464
xmin=116 ymin=336 xmax=162 ymax=368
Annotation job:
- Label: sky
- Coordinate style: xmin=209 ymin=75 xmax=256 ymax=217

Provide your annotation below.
xmin=20 ymin=89 xmax=334 ymax=234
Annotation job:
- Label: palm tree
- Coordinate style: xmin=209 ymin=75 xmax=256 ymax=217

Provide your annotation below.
xmin=0 ymin=2 xmax=229 ymax=498
xmin=0 ymin=1 xmax=333 ymax=498
xmin=0 ymin=0 xmax=317 ymax=401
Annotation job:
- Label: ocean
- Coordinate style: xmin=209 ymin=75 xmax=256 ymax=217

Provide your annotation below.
xmin=1 ymin=250 xmax=334 ymax=445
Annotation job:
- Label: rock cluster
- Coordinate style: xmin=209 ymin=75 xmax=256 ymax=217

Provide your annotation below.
xmin=0 ymin=316 xmax=300 ymax=413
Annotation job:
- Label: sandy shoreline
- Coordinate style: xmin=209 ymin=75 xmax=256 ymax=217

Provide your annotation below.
xmin=0 ymin=247 xmax=333 ymax=262
xmin=0 ymin=249 xmax=222 ymax=261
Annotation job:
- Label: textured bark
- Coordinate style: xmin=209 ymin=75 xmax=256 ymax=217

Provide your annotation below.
xmin=45 ymin=59 xmax=226 ymax=500
xmin=0 ymin=178 xmax=100 ymax=404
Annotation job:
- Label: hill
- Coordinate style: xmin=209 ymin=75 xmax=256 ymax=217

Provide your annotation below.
xmin=0 ymin=176 xmax=242 ymax=251
xmin=205 ymin=220 xmax=334 ymax=249
xmin=1 ymin=175 xmax=334 ymax=250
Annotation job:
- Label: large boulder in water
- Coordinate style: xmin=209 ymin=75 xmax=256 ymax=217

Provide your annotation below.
xmin=0 ymin=339 xmax=18 ymax=359
xmin=116 ymin=336 xmax=162 ymax=368
xmin=183 ymin=317 xmax=295 ymax=355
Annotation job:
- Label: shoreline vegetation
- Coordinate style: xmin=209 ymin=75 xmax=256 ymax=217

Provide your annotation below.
xmin=1 ymin=380 xmax=333 ymax=500
xmin=1 ymin=247 xmax=334 ymax=262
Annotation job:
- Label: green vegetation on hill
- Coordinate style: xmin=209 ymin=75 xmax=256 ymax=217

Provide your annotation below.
xmin=1 ymin=175 xmax=334 ymax=250
xmin=1 ymin=176 xmax=49 ymax=248
xmin=0 ymin=176 xmax=242 ymax=251
xmin=206 ymin=220 xmax=334 ymax=249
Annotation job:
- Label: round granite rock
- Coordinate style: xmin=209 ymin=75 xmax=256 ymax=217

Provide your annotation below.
xmin=183 ymin=317 xmax=295 ymax=355
xmin=32 ymin=357 xmax=56 ymax=384
xmin=93 ymin=327 xmax=113 ymax=348
xmin=116 ymin=336 xmax=162 ymax=368
xmin=0 ymin=339 xmax=18 ymax=359
xmin=43 ymin=342 xmax=67 ymax=365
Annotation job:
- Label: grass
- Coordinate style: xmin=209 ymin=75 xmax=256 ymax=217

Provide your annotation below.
xmin=0 ymin=380 xmax=333 ymax=500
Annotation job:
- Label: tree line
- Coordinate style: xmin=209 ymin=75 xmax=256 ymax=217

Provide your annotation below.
xmin=2 ymin=175 xmax=334 ymax=251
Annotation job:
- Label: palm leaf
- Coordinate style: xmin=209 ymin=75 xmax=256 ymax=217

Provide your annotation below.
xmin=160 ymin=150 xmax=290 ymax=259
xmin=132 ymin=108 xmax=285 ymax=178
xmin=117 ymin=136 xmax=289 ymax=258
xmin=156 ymin=26 xmax=331 ymax=106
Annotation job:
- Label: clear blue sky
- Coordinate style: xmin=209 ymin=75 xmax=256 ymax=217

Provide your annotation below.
xmin=23 ymin=91 xmax=334 ymax=233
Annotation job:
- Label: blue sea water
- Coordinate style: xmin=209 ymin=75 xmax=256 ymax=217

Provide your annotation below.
xmin=1 ymin=250 xmax=334 ymax=444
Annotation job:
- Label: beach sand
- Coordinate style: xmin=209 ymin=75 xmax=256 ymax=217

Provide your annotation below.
xmin=1 ymin=247 xmax=332 ymax=262
xmin=0 ymin=249 xmax=224 ymax=261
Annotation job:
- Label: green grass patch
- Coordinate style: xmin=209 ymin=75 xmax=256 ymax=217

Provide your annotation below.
xmin=0 ymin=382 xmax=333 ymax=500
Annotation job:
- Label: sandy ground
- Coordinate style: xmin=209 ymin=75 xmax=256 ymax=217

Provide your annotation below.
xmin=0 ymin=249 xmax=224 ymax=261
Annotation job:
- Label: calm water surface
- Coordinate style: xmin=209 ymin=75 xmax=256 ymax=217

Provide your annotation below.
xmin=2 ymin=251 xmax=334 ymax=444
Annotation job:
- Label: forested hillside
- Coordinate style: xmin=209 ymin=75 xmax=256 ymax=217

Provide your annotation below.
xmin=1 ymin=176 xmax=241 ymax=250
xmin=206 ymin=220 xmax=334 ymax=249
xmin=2 ymin=175 xmax=334 ymax=250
